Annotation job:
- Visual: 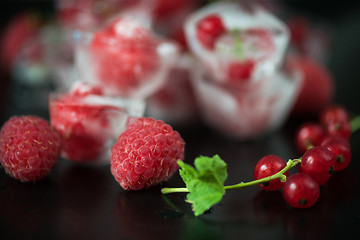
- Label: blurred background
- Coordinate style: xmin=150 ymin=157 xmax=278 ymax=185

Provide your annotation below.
xmin=1 ymin=0 xmax=360 ymax=123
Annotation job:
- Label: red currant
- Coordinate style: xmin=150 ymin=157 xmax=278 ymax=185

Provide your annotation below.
xmin=253 ymin=155 xmax=288 ymax=191
xmin=283 ymin=173 xmax=320 ymax=208
xmin=321 ymin=135 xmax=352 ymax=171
xmin=324 ymin=120 xmax=351 ymax=140
xmin=320 ymin=105 xmax=352 ymax=139
xmin=295 ymin=122 xmax=325 ymax=153
xmin=227 ymin=60 xmax=255 ymax=83
xmin=300 ymin=146 xmax=335 ymax=185
xmin=320 ymin=105 xmax=350 ymax=125
xmin=196 ymin=14 xmax=226 ymax=50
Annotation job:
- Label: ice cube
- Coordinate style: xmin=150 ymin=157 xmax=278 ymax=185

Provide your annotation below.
xmin=191 ymin=64 xmax=302 ymax=139
xmin=184 ymin=1 xmax=289 ymax=84
xmin=74 ymin=16 xmax=179 ymax=98
xmin=40 ymin=24 xmax=78 ymax=91
xmin=146 ymin=54 xmax=198 ymax=125
xmin=49 ymin=82 xmax=146 ymax=164
xmin=56 ymin=0 xmax=154 ymax=31
xmin=10 ymin=32 xmax=53 ymax=113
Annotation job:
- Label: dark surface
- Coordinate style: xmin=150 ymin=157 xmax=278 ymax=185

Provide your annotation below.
xmin=1 ymin=1 xmax=360 ymax=240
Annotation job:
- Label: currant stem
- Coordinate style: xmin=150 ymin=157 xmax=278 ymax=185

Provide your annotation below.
xmin=224 ymin=158 xmax=301 ymax=190
xmin=351 ymin=115 xmax=360 ymax=133
xmin=161 ymin=187 xmax=189 ymax=194
xmin=161 ymin=158 xmax=301 ymax=194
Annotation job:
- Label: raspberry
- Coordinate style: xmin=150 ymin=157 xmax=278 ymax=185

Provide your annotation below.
xmin=0 ymin=11 xmax=41 ymax=71
xmin=153 ymin=0 xmax=194 ymax=20
xmin=89 ymin=17 xmax=160 ymax=96
xmin=70 ymin=81 xmax=104 ymax=97
xmin=288 ymin=56 xmax=334 ymax=116
xmin=287 ymin=16 xmax=310 ymax=53
xmin=0 ymin=115 xmax=61 ymax=182
xmin=49 ymin=87 xmax=123 ymax=163
xmin=110 ymin=117 xmax=185 ymax=190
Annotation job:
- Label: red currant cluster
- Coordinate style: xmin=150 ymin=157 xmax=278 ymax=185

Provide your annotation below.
xmin=254 ymin=105 xmax=353 ymax=209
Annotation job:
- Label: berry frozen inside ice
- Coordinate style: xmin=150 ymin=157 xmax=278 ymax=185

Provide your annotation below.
xmin=49 ymin=82 xmax=145 ymax=164
xmin=76 ymin=16 xmax=179 ymax=98
xmin=184 ymin=2 xmax=289 ymax=84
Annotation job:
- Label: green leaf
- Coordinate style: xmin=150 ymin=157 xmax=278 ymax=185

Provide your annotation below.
xmin=178 ymin=155 xmax=227 ymax=216
xmin=194 ymin=155 xmax=227 ymax=185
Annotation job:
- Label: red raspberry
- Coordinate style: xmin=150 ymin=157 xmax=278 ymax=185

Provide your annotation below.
xmin=288 ymin=56 xmax=334 ymax=116
xmin=153 ymin=0 xmax=194 ymax=19
xmin=70 ymin=81 xmax=104 ymax=97
xmin=0 ymin=11 xmax=41 ymax=71
xmin=89 ymin=17 xmax=160 ymax=96
xmin=0 ymin=115 xmax=61 ymax=182
xmin=287 ymin=16 xmax=310 ymax=53
xmin=49 ymin=89 xmax=123 ymax=163
xmin=110 ymin=117 xmax=185 ymax=190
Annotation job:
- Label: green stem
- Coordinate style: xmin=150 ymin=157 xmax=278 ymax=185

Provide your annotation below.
xmin=161 ymin=187 xmax=189 ymax=194
xmin=224 ymin=158 xmax=300 ymax=190
xmin=351 ymin=115 xmax=360 ymax=133
xmin=161 ymin=158 xmax=301 ymax=194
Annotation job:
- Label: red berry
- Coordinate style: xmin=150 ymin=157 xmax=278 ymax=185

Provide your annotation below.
xmin=89 ymin=17 xmax=160 ymax=96
xmin=283 ymin=173 xmax=320 ymax=208
xmin=320 ymin=105 xmax=351 ymax=139
xmin=288 ymin=56 xmax=334 ymax=116
xmin=253 ymin=155 xmax=288 ymax=191
xmin=326 ymin=122 xmax=351 ymax=139
xmin=287 ymin=16 xmax=309 ymax=53
xmin=295 ymin=122 xmax=326 ymax=153
xmin=153 ymin=0 xmax=194 ymax=20
xmin=49 ymin=88 xmax=123 ymax=163
xmin=324 ymin=120 xmax=352 ymax=140
xmin=70 ymin=81 xmax=104 ymax=97
xmin=171 ymin=27 xmax=188 ymax=51
xmin=300 ymin=146 xmax=336 ymax=185
xmin=320 ymin=105 xmax=350 ymax=125
xmin=196 ymin=14 xmax=226 ymax=50
xmin=0 ymin=12 xmax=41 ymax=71
xmin=110 ymin=117 xmax=185 ymax=190
xmin=321 ymin=135 xmax=352 ymax=171
xmin=0 ymin=115 xmax=61 ymax=182
xmin=227 ymin=59 xmax=255 ymax=83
